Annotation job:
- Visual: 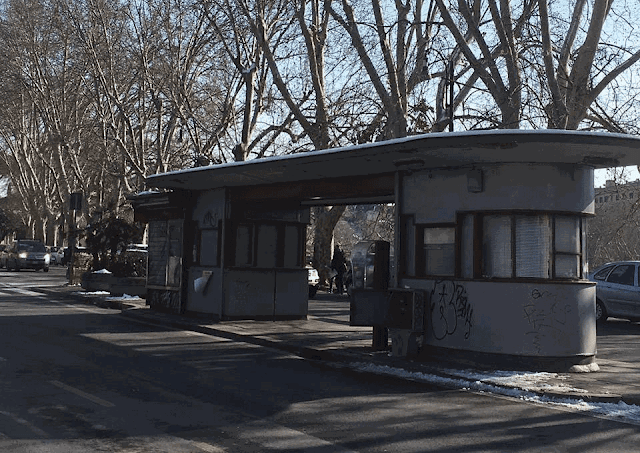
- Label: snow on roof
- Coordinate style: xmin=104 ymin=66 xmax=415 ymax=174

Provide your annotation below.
xmin=145 ymin=130 xmax=640 ymax=193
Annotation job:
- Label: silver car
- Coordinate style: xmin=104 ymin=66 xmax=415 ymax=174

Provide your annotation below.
xmin=6 ymin=240 xmax=50 ymax=272
xmin=588 ymin=261 xmax=640 ymax=323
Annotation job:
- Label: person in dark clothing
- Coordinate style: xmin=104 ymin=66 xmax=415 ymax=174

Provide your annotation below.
xmin=331 ymin=246 xmax=347 ymax=294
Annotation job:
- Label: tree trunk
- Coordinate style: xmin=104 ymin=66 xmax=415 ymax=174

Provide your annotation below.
xmin=312 ymin=205 xmax=347 ymax=286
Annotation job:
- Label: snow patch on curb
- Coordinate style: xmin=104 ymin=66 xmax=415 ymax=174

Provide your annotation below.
xmin=352 ymin=362 xmax=640 ymax=423
xmin=105 ymin=294 xmax=142 ymax=301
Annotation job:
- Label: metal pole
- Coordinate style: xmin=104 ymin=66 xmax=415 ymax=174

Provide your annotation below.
xmin=68 ymin=209 xmax=76 ymax=284
xmin=448 ymin=60 xmax=454 ymax=132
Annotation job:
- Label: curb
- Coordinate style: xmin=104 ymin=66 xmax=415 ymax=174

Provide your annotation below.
xmin=36 ymin=286 xmax=141 ymax=311
xmin=118 ymin=307 xmax=628 ymax=406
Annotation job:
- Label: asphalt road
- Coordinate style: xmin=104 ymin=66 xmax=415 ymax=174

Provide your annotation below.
xmin=1 ymin=268 xmax=640 ymax=452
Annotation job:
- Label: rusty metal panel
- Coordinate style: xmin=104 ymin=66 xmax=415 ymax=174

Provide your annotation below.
xmin=148 ymin=288 xmax=181 ymax=313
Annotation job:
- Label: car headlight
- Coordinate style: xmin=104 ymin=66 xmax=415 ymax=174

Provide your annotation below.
xmin=18 ymin=252 xmax=27 ymax=259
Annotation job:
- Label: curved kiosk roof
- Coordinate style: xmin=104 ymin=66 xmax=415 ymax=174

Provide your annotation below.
xmin=146 ymin=129 xmax=640 ymax=204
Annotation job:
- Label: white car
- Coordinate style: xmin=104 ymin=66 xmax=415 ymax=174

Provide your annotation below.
xmin=307 ymin=267 xmax=319 ymax=299
xmin=47 ymin=247 xmax=64 ymax=265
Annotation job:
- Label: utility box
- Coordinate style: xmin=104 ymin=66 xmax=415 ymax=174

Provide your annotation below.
xmin=386 ymin=289 xmax=425 ymax=331
xmin=387 ymin=289 xmax=425 ymax=358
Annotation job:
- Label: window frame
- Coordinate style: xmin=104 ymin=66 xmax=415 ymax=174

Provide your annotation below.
xmin=196 ymin=222 xmax=221 ymax=268
xmin=226 ymin=220 xmax=305 ymax=270
xmin=415 ymin=223 xmax=456 ymax=277
xmin=401 ymin=211 xmax=589 ymax=282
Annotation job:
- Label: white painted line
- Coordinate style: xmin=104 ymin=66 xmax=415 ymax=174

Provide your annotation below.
xmin=50 ymin=380 xmax=115 ymax=408
xmin=227 ymin=419 xmax=359 ymax=453
xmin=48 ymin=299 xmax=113 ymax=313
xmin=0 ymin=410 xmax=47 ymax=437
xmin=191 ymin=440 xmax=227 ymax=452
xmin=7 ymin=288 xmax=45 ymax=297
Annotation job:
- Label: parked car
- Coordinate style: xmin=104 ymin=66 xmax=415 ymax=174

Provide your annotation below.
xmin=307 ymin=266 xmax=319 ymax=299
xmin=588 ymin=261 xmax=640 ymax=323
xmin=6 ymin=240 xmax=50 ymax=272
xmin=46 ymin=246 xmax=64 ymax=265
xmin=61 ymin=246 xmax=88 ymax=265
xmin=0 ymin=244 xmax=8 ymax=268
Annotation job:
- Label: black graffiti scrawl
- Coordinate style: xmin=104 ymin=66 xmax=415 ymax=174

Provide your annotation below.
xmin=430 ymin=280 xmax=473 ymax=340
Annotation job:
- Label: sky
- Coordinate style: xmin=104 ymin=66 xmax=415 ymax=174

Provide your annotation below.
xmin=595 ymin=166 xmax=640 ymax=188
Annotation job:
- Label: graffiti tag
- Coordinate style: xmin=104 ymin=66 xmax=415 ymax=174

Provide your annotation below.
xmin=430 ymin=280 xmax=473 ymax=340
xmin=523 ymin=290 xmax=571 ymax=353
xmin=203 ymin=210 xmax=219 ymax=228
xmin=531 ymin=288 xmax=555 ymax=300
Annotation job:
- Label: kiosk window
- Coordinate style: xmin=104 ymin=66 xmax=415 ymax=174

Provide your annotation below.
xmin=515 ymin=215 xmax=550 ymax=278
xmin=461 ymin=214 xmax=474 ymax=279
xmin=230 ymin=222 xmax=304 ymax=269
xmin=482 ymin=215 xmax=512 ymax=278
xmin=554 ymin=216 xmax=581 ymax=278
xmin=423 ymin=227 xmax=455 ymax=276
xmin=256 ymin=225 xmax=278 ymax=268
xmin=283 ymin=225 xmax=301 ymax=268
xmin=477 ymin=213 xmax=584 ymax=280
xmin=234 ymin=224 xmax=253 ymax=267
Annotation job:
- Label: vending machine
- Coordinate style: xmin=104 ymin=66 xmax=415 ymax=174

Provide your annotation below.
xmin=351 ymin=240 xmax=390 ymax=291
xmin=349 ymin=240 xmax=391 ymax=349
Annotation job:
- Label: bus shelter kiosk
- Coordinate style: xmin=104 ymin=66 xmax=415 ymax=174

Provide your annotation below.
xmin=132 ymin=130 xmax=640 ymax=371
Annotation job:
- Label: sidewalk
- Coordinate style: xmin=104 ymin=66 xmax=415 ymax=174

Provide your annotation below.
xmin=48 ymin=286 xmax=640 ymax=407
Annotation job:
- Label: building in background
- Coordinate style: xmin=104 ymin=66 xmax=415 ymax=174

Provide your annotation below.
xmin=590 ymin=179 xmax=640 ymax=268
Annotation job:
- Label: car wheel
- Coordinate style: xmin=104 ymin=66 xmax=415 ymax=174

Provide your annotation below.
xmin=596 ymin=300 xmax=608 ymax=323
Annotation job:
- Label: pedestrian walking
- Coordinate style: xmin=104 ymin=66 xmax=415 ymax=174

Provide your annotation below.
xmin=331 ymin=247 xmax=347 ymax=294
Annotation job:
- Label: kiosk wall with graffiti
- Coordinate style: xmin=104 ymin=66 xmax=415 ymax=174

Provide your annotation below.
xmin=398 ymin=162 xmax=596 ymax=364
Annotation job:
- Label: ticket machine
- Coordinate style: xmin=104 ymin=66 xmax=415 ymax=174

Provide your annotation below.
xmin=350 ymin=240 xmax=390 ymax=291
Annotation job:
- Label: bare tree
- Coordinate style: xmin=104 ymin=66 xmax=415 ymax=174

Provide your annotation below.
xmin=0 ymin=0 xmax=96 ymax=242
xmin=225 ymin=0 xmax=357 ymax=282
xmin=538 ymin=0 xmax=640 ymax=130
xmin=429 ymin=0 xmax=640 ymax=131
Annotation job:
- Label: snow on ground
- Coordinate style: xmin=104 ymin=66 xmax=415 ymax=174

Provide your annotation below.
xmin=105 ymin=294 xmax=143 ymax=301
xmin=74 ymin=291 xmax=143 ymax=301
xmin=352 ymin=362 xmax=640 ymax=424
xmin=75 ymin=291 xmax=110 ymax=296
